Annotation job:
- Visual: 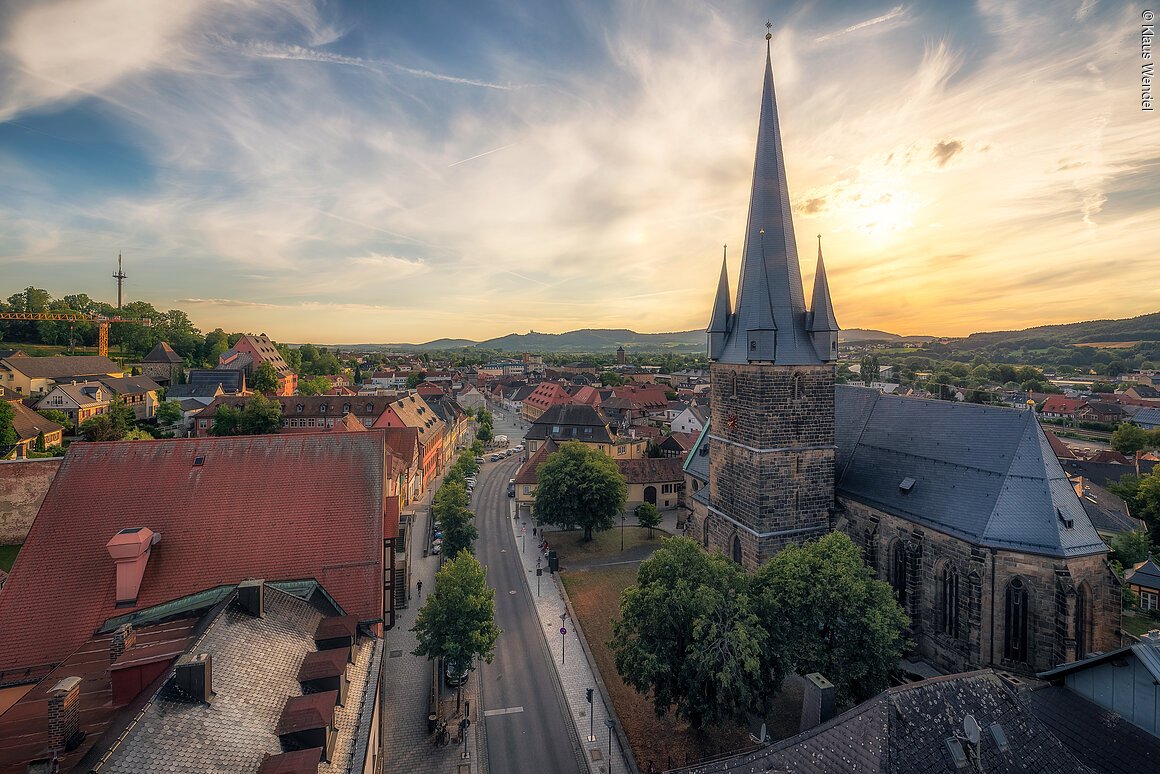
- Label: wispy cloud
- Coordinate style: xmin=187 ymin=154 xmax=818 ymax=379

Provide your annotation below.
xmin=815 ymin=5 xmax=909 ymax=44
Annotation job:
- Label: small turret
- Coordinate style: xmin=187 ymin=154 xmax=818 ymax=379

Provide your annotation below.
xmin=745 ymin=230 xmax=778 ymax=362
xmin=808 ymin=235 xmax=840 ymax=362
xmin=707 ymin=246 xmax=732 ymax=360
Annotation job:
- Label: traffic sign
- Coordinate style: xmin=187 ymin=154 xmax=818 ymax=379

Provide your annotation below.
xmin=560 ymin=627 xmax=567 ymax=635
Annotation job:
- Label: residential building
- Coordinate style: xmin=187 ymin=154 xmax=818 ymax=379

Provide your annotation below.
xmin=1134 ymin=407 xmax=1160 ymax=430
xmin=2 ymin=401 xmax=64 ymax=457
xmin=670 ymin=404 xmax=708 ymax=435
xmin=1069 ymin=475 xmax=1143 ymax=542
xmin=378 ymin=393 xmax=446 ymax=491
xmin=1075 ymin=401 xmax=1128 ymax=424
xmin=1040 ymin=396 xmax=1086 ymax=419
xmin=1126 ymin=559 xmax=1160 ymax=611
xmin=690 ymin=40 xmax=1117 ymax=677
xmin=187 ymin=366 xmax=247 ymax=394
xmin=34 ymin=382 xmax=113 ymax=431
xmin=618 ymin=457 xmax=685 ymax=510
xmin=164 ymin=381 xmax=225 ymax=407
xmin=656 ymin=431 xmax=699 ymax=459
xmin=523 ymin=404 xmax=647 ymax=459
xmin=137 ymin=340 xmax=184 ymax=386
xmin=98 ymin=375 xmax=162 ymax=420
xmin=521 ymin=381 xmax=573 ymax=421
xmin=1124 ymin=384 xmax=1160 ymax=401
xmin=455 ymin=383 xmax=486 ymax=411
xmin=0 ymin=354 xmax=122 ymax=397
xmin=219 ymin=333 xmax=297 ymax=396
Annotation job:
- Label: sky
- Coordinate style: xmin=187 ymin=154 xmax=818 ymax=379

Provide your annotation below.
xmin=0 ymin=0 xmax=1157 ymax=344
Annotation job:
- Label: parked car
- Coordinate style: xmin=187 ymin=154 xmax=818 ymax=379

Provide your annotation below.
xmin=430 ymin=541 xmax=442 ymax=555
xmin=489 ymin=453 xmax=500 ymax=462
xmin=507 ymin=478 xmax=516 ymax=497
xmin=474 ymin=456 xmax=485 ymax=465
xmin=511 ymin=445 xmax=523 ymax=453
xmin=444 ymin=658 xmax=469 ymax=687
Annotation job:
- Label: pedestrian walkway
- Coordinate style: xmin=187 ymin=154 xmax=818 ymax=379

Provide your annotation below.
xmin=507 ymin=502 xmax=635 ymax=774
xmin=381 ymin=476 xmax=489 ymax=774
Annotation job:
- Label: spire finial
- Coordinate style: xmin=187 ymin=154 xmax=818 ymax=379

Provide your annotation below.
xmin=765 ymin=20 xmax=772 ymax=41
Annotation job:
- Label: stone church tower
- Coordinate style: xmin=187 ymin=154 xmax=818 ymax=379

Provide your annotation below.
xmin=704 ymin=37 xmax=840 ymax=569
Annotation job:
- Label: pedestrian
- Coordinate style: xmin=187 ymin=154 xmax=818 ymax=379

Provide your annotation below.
xmin=417 ymin=579 xmax=423 ymax=599
xmin=532 ymin=527 xmax=537 ymax=537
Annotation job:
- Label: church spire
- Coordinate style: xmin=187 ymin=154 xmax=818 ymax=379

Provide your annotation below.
xmin=707 ymin=246 xmax=732 ymax=359
xmin=711 ymin=26 xmax=819 ymax=365
xmin=808 ymin=235 xmax=840 ymax=361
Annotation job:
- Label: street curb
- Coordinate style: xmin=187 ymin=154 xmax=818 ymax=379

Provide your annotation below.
xmin=555 ymin=571 xmax=642 ymax=774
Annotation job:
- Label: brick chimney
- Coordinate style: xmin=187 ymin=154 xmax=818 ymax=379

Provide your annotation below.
xmin=799 ymin=673 xmax=836 ymax=732
xmin=105 ymin=528 xmax=161 ymax=606
xmin=47 ymin=676 xmax=82 ymax=752
xmin=236 ymin=579 xmax=265 ymax=618
xmin=109 ymin=623 xmax=136 ymax=663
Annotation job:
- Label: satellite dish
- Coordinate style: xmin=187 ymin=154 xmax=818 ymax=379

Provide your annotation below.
xmin=963 ymin=714 xmax=981 ymax=745
xmin=760 ymin=723 xmax=768 ymax=743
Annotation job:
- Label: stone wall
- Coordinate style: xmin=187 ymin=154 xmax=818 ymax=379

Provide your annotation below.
xmin=0 ymin=458 xmax=62 ymax=544
xmin=707 ymin=363 xmax=835 ymax=568
xmin=839 ymin=496 xmax=1120 ymax=675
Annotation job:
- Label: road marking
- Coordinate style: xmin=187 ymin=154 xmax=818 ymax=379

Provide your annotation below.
xmin=483 ymin=706 xmax=525 ymax=717
xmin=509 ymin=589 xmax=517 ymax=595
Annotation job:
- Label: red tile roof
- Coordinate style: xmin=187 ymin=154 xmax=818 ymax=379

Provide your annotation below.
xmin=523 ymin=382 xmax=573 ymax=412
xmin=0 ymin=433 xmax=386 ymax=674
xmin=616 ymin=457 xmax=684 ymax=484
xmin=1040 ymin=396 xmax=1085 ymax=415
xmin=1042 ymin=430 xmax=1078 ymax=460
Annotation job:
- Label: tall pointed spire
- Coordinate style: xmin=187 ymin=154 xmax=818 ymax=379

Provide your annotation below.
xmin=707 ymin=246 xmax=732 ymax=359
xmin=808 ymin=235 xmax=840 ymax=361
xmin=712 ymin=26 xmax=819 ymax=365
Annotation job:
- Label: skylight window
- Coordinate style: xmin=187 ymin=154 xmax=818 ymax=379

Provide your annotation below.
xmin=899 ymin=477 xmax=916 ymax=493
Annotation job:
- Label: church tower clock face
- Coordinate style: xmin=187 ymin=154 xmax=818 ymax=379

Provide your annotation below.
xmin=727 ymin=413 xmax=739 ymax=431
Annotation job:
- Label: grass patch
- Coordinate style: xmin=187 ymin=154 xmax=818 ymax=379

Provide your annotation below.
xmin=546 ymin=525 xmax=668 ymax=561
xmin=1123 ymin=611 xmax=1160 ymax=638
xmin=562 ymin=565 xmax=752 ymax=771
xmin=0 ymin=544 xmax=20 ymax=573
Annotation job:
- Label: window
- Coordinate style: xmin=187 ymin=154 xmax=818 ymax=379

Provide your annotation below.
xmin=1141 ymin=590 xmax=1158 ymax=611
xmin=199 ymin=419 xmax=208 ymax=429
xmin=940 ymin=564 xmax=959 ymax=638
xmin=343 ymin=403 xmax=350 ymax=414
xmin=732 ymin=535 xmax=742 ymax=564
xmin=296 ymin=404 xmax=303 ymax=413
xmin=730 ymin=372 xmax=738 ymax=397
xmin=1075 ymin=583 xmax=1092 ymax=659
xmin=523 ymin=486 xmax=531 ymax=495
xmin=1004 ymin=577 xmax=1029 ymax=663
xmin=618 ymin=445 xmax=626 ymax=456
xmin=792 ymin=373 xmax=802 ymax=400
xmin=890 ymin=542 xmax=909 ymax=606
xmin=702 ymin=519 xmax=710 ymax=549
xmin=662 ymin=484 xmax=674 ymax=494
xmin=308 ymin=418 xmax=316 ymax=427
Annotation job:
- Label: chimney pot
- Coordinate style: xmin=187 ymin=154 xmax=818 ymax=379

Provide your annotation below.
xmin=110 ymin=624 xmax=136 ymax=663
xmin=105 ymin=528 xmax=158 ymax=606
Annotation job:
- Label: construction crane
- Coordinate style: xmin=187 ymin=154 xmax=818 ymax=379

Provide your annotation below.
xmin=0 ymin=312 xmax=152 ymax=357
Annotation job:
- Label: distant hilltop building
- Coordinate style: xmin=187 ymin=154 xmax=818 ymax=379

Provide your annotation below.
xmin=687 ymin=37 xmax=1118 ymax=676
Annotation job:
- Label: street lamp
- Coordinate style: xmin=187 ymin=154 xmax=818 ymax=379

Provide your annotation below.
xmin=605 ymin=717 xmax=615 ymax=760
xmin=620 ymin=514 xmax=626 ymax=551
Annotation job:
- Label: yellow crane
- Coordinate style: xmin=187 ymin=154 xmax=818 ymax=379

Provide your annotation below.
xmin=0 ymin=312 xmax=152 ymax=357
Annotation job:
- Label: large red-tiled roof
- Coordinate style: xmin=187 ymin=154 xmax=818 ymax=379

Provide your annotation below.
xmin=0 ymin=433 xmax=385 ymax=674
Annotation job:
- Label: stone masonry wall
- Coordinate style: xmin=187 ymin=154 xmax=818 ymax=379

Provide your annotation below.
xmin=840 ymin=496 xmax=1120 ymax=675
xmin=0 ymin=458 xmax=62 ymax=544
xmin=707 ymin=363 xmax=834 ymax=569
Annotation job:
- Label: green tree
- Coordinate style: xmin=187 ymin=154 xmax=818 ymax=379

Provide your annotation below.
xmin=471 ymin=439 xmax=485 ymax=457
xmin=240 ymin=393 xmax=283 ymax=434
xmin=1111 ymin=529 xmax=1152 ymax=566
xmin=440 ymin=503 xmax=478 ymax=557
xmin=534 ymin=441 xmax=627 ymax=540
xmin=406 ymin=371 xmax=427 ymax=389
xmin=601 ymin=371 xmax=626 ymax=387
xmin=635 ymin=502 xmax=661 ymax=537
xmin=156 ymin=401 xmax=184 ymax=425
xmin=753 ymin=532 xmax=908 ymax=704
xmin=79 ymin=399 xmax=135 ymax=442
xmin=476 ymin=424 xmax=493 ymax=443
xmin=1112 ymin=423 xmax=1151 ymax=455
xmin=612 ymin=538 xmax=777 ymax=728
xmin=297 ymin=376 xmax=333 ymax=396
xmin=208 ymin=404 xmax=243 ymax=436
xmin=251 ymin=361 xmax=280 ymax=394
xmin=0 ymin=401 xmax=16 ymax=448
xmin=36 ymin=408 xmax=71 ymax=428
xmin=411 ymin=552 xmax=501 ymax=705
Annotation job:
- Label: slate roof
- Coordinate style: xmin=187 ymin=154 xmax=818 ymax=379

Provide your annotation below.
xmin=1070 ymin=476 xmax=1141 ymax=535
xmin=142 ymin=341 xmax=184 ymax=364
xmin=1026 ymin=684 xmax=1160 ymax=774
xmin=188 ymin=367 xmax=246 ymax=392
xmin=1127 ymin=558 xmax=1160 ymax=591
xmin=672 ymin=671 xmax=1092 ymax=774
xmin=525 ymin=404 xmax=617 ymax=444
xmin=84 ymin=584 xmax=380 ymax=773
xmin=99 ymin=375 xmax=162 ymax=395
xmin=711 ymin=45 xmax=823 ymax=367
xmin=0 ymin=433 xmax=386 ymax=674
xmin=1059 ymin=457 xmax=1157 ymax=486
xmin=682 ymin=423 xmax=712 ymax=483
xmin=165 ymin=382 xmax=225 ymax=399
xmin=1133 ymin=406 xmax=1160 ymax=429
xmin=835 ymin=386 xmax=1106 ymax=558
xmin=617 ymin=457 xmax=684 ymax=484
xmin=0 ymin=354 xmax=121 ymax=379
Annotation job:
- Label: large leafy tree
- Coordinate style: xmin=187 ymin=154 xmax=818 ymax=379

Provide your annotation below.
xmin=534 ymin=441 xmax=627 ymax=540
xmin=411 ymin=551 xmax=501 ymax=703
xmin=241 ymin=394 xmax=283 ymax=434
xmin=753 ymin=532 xmax=909 ymax=705
xmin=250 ymin=361 xmax=280 ymax=394
xmin=635 ymin=502 xmax=661 ymax=537
xmin=297 ymin=376 xmax=333 ymax=396
xmin=433 ymin=482 xmax=477 ymax=556
xmin=1112 ymin=423 xmax=1151 ymax=455
xmin=612 ymin=538 xmax=778 ymax=729
xmin=0 ymin=401 xmax=17 ymax=448
xmin=79 ymin=398 xmax=136 ymax=442
xmin=155 ymin=401 xmax=184 ymax=426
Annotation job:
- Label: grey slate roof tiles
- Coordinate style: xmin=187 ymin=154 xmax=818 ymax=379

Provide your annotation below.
xmin=1027 ymin=684 xmax=1160 ymax=774
xmin=835 ymin=386 xmax=1106 ymax=558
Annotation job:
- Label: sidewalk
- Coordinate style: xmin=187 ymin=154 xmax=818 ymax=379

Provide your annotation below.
xmin=381 ymin=477 xmax=489 ymax=774
xmin=507 ymin=501 xmax=636 ymax=774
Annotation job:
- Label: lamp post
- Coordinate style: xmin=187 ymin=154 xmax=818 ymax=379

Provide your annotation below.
xmin=620 ymin=514 xmax=626 ymax=551
xmin=605 ymin=717 xmax=615 ymax=760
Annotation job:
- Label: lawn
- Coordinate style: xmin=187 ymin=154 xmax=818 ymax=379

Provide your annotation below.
xmin=562 ymin=565 xmax=754 ymax=771
xmin=0 ymin=544 xmax=20 ymax=573
xmin=545 ymin=524 xmax=667 ymax=561
xmin=1123 ymin=611 xmax=1160 ymax=639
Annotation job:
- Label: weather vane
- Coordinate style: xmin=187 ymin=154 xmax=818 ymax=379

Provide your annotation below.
xmin=766 ymin=20 xmax=773 ymax=41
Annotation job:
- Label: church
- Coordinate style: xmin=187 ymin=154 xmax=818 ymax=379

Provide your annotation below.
xmin=685 ymin=36 xmax=1121 ymax=676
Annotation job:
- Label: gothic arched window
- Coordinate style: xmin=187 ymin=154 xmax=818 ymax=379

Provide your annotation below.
xmin=890 ymin=542 xmax=908 ymax=606
xmin=941 ymin=564 xmax=960 ymax=638
xmin=1076 ymin=583 xmax=1092 ymax=659
xmin=730 ymin=371 xmax=738 ymax=397
xmin=792 ymin=373 xmax=802 ymax=401
xmin=702 ymin=518 xmax=710 ymax=549
xmin=1004 ymin=577 xmax=1029 ymax=662
xmin=732 ymin=535 xmax=742 ymax=565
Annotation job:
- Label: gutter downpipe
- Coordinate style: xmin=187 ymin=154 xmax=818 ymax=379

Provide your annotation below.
xmin=990 ymin=548 xmax=998 ymax=667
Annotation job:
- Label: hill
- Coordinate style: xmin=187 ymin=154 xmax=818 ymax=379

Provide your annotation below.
xmin=950 ymin=312 xmax=1160 ymax=350
xmin=839 ymin=329 xmax=936 ymax=344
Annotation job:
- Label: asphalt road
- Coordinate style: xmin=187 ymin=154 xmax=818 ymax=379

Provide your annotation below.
xmin=473 ymin=414 xmax=587 ymax=774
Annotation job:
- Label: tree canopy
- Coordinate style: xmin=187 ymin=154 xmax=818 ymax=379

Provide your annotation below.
xmin=0 ymin=401 xmax=16 ymax=448
xmin=635 ymin=502 xmax=661 ymax=537
xmin=208 ymin=394 xmax=283 ymax=436
xmin=534 ymin=441 xmax=627 ymax=540
xmin=79 ymin=399 xmax=136 ymax=442
xmin=250 ymin=361 xmax=280 ymax=394
xmin=433 ymin=481 xmax=477 ymax=557
xmin=1112 ymin=423 xmax=1152 ymax=455
xmin=411 ymin=551 xmax=501 ymax=671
